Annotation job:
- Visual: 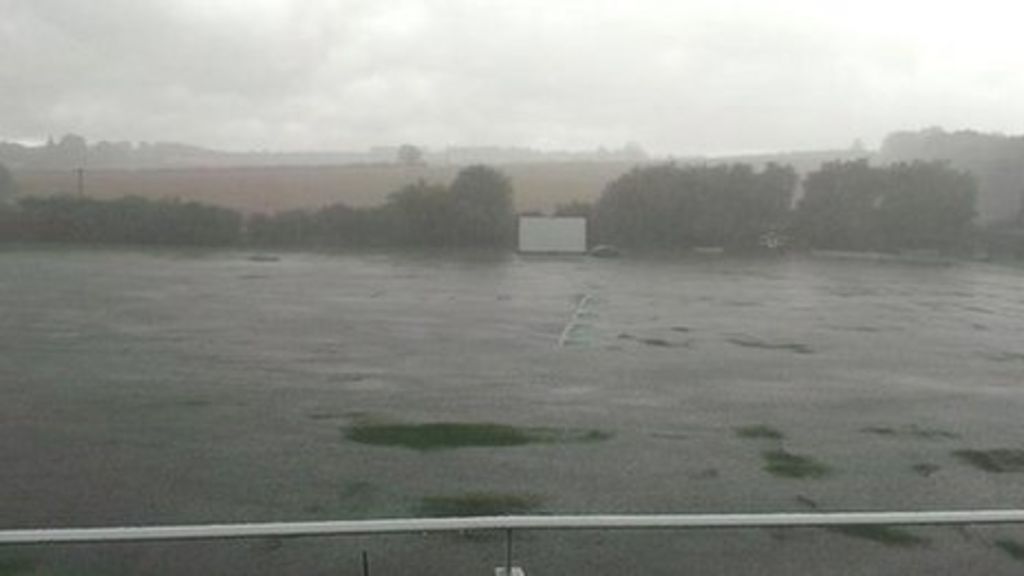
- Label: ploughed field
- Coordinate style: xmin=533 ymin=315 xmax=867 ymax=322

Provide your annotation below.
xmin=11 ymin=162 xmax=636 ymax=215
xmin=2 ymin=247 xmax=1024 ymax=575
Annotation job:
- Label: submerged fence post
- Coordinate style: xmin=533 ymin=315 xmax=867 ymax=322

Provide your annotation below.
xmin=505 ymin=528 xmax=513 ymax=576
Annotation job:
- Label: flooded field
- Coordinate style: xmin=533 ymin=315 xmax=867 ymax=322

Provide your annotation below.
xmin=2 ymin=247 xmax=1024 ymax=575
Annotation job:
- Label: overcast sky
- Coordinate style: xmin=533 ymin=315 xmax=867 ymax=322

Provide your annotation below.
xmin=2 ymin=0 xmax=1023 ymax=155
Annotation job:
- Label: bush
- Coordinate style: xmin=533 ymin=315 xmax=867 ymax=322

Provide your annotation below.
xmin=13 ymin=195 xmax=242 ymax=246
xmin=794 ymin=160 xmax=976 ymax=253
xmin=592 ymin=162 xmax=796 ymax=251
xmin=246 ymin=166 xmax=517 ymax=249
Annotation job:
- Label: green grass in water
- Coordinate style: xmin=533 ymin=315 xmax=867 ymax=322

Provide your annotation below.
xmin=345 ymin=422 xmax=611 ymax=451
xmin=735 ymin=425 xmax=785 ymax=440
xmin=995 ymin=539 xmax=1024 ymax=562
xmin=727 ymin=337 xmax=814 ymax=354
xmin=828 ymin=525 xmax=928 ymax=547
xmin=762 ymin=449 xmax=830 ymax=479
xmin=862 ymin=425 xmax=959 ymax=440
xmin=954 ymin=449 xmax=1024 ymax=473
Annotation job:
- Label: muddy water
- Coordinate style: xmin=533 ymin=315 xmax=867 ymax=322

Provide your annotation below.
xmin=2 ymin=248 xmax=1024 ymax=574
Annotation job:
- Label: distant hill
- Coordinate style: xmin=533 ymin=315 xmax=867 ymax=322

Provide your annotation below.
xmin=706 ymin=148 xmax=873 ymax=176
xmin=9 ymin=162 xmax=641 ymax=215
xmin=3 ymin=134 xmax=870 ymax=214
xmin=0 ymin=135 xmax=650 ymax=170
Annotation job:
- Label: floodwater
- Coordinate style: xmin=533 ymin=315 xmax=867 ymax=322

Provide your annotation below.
xmin=2 ymin=247 xmax=1024 ymax=575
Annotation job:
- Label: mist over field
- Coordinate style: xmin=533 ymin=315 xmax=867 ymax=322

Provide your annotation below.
xmin=3 ymin=0 xmax=1024 ymax=154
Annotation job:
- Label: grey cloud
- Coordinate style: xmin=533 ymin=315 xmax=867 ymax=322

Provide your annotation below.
xmin=2 ymin=0 xmax=1023 ymax=153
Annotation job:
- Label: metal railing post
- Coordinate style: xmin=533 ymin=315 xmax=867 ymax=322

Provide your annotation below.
xmin=504 ymin=528 xmax=513 ymax=576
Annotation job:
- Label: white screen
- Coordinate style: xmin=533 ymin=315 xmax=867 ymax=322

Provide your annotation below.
xmin=518 ymin=217 xmax=587 ymax=253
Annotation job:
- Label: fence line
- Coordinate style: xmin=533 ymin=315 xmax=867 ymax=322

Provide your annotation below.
xmin=4 ymin=510 xmax=1024 ymax=546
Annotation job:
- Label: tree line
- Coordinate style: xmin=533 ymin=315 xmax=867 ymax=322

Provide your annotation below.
xmin=0 ymin=195 xmax=243 ymax=246
xmin=881 ymin=128 xmax=1024 ymax=224
xmin=0 ymin=159 xmax=981 ymax=254
xmin=0 ymin=164 xmax=516 ymax=248
xmin=581 ymin=163 xmax=797 ymax=251
xmin=553 ymin=159 xmax=976 ymax=254
xmin=248 ymin=165 xmax=514 ymax=247
xmin=792 ymin=159 xmax=976 ymax=252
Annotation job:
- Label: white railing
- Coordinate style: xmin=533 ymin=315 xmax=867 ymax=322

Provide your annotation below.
xmin=5 ymin=510 xmax=1024 ymax=544
xmin=4 ymin=511 xmax=1024 ymax=574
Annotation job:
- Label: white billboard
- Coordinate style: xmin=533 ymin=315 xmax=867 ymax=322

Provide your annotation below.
xmin=518 ymin=217 xmax=587 ymax=253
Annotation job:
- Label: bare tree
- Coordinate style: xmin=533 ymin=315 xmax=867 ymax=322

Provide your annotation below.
xmin=396 ymin=144 xmax=424 ymax=166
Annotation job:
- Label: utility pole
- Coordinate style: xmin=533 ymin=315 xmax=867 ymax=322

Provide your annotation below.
xmin=76 ymin=167 xmax=84 ymax=197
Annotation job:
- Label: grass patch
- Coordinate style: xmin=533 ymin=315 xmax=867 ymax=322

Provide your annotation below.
xmin=762 ymin=449 xmax=829 ymax=479
xmin=617 ymin=333 xmax=680 ymax=348
xmin=954 ymin=449 xmax=1024 ymax=473
xmin=345 ymin=422 xmax=611 ymax=451
xmin=911 ymin=463 xmax=940 ymax=477
xmin=862 ymin=425 xmax=959 ymax=440
xmin=735 ymin=425 xmax=785 ymax=440
xmin=578 ymin=429 xmax=613 ymax=442
xmin=862 ymin=426 xmax=897 ymax=436
xmin=828 ymin=525 xmax=928 ymax=548
xmin=794 ymin=495 xmax=819 ymax=510
xmin=727 ymin=336 xmax=814 ymax=354
xmin=995 ymin=539 xmax=1024 ymax=562
xmin=417 ymin=493 xmax=542 ymax=517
